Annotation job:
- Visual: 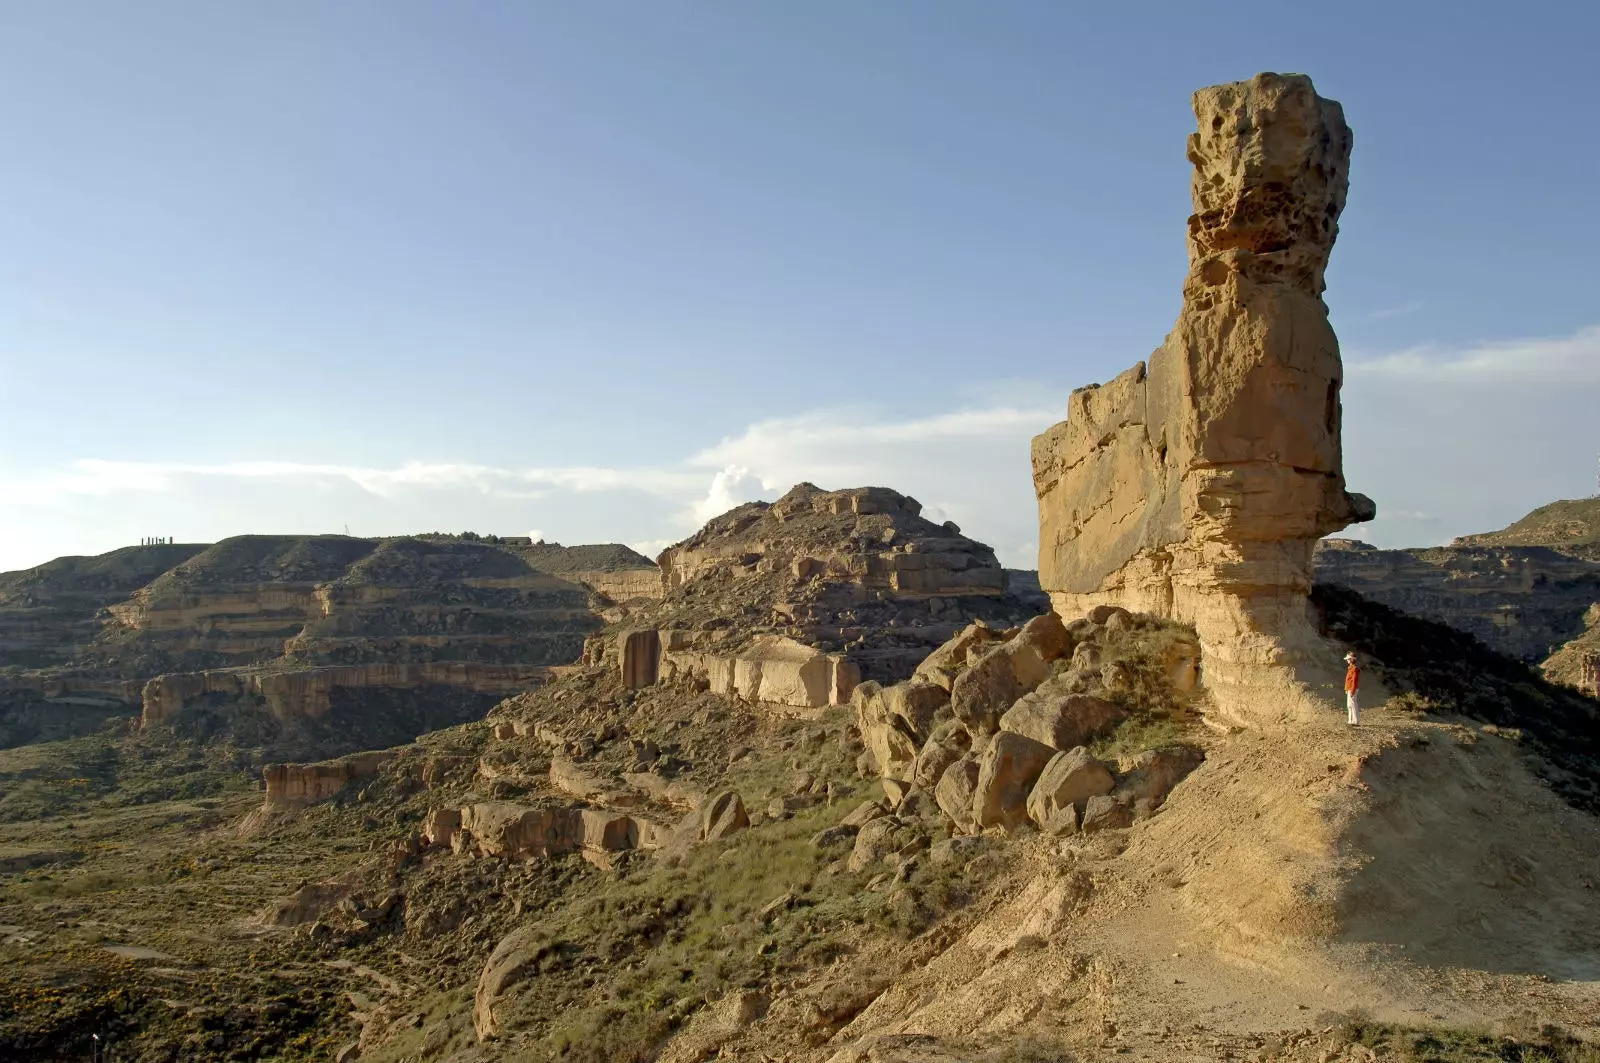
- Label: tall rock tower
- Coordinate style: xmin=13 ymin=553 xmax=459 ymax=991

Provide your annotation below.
xmin=1032 ymin=72 xmax=1374 ymax=721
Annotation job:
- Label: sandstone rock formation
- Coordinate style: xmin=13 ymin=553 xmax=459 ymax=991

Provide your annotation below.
xmin=1 ymin=533 xmax=661 ymax=757
xmin=1315 ymin=538 xmax=1600 ymax=665
xmin=1315 ymin=498 xmax=1600 ymax=696
xmin=860 ymin=607 xmax=1203 ymax=836
xmin=139 ymin=662 xmax=550 ymax=727
xmin=261 ymin=751 xmax=395 ymax=809
xmin=1032 ymin=72 xmax=1374 ymax=720
xmin=588 ymin=484 xmax=1047 ymax=711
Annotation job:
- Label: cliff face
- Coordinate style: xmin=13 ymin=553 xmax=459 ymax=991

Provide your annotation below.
xmin=2 ymin=534 xmax=661 ymax=753
xmin=140 ymin=662 xmax=551 ymax=727
xmin=1314 ymin=498 xmax=1600 ymax=695
xmin=1314 ymin=539 xmax=1600 ymax=664
xmin=658 ymin=485 xmax=1006 ymax=598
xmin=1032 ymin=73 xmax=1372 ymax=719
xmin=0 ymin=543 xmax=206 ymax=670
xmin=623 ymin=483 xmax=1047 ymax=692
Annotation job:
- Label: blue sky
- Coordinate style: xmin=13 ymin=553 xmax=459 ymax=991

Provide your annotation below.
xmin=3 ymin=2 xmax=1597 ymax=572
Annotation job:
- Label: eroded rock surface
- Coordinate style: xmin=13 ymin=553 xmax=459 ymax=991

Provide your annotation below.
xmin=1032 ymin=72 xmax=1373 ymax=720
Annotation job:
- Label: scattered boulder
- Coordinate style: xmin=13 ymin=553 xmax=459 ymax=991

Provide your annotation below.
xmin=1088 ymin=604 xmax=1131 ymax=627
xmin=657 ymin=990 xmax=770 ymax=1063
xmin=841 ymin=799 xmax=889 ymax=828
xmin=949 ymin=613 xmax=1073 ymax=736
xmin=1025 ymin=747 xmax=1115 ymax=828
xmin=972 ymin=731 xmax=1056 ymax=831
xmin=1080 ymin=794 xmax=1134 ymax=834
xmin=999 ymin=691 xmax=1125 ymax=752
xmin=928 ymin=836 xmax=986 ymax=867
xmin=933 ymin=756 xmax=981 ymax=833
xmin=700 ymin=791 xmax=749 ymax=842
xmin=847 ymin=817 xmax=924 ymax=873
xmin=476 ymin=926 xmax=543 ymax=1040
xmin=912 ymin=728 xmax=967 ymax=790
xmin=882 ymin=679 xmax=949 ymax=738
xmin=914 ymin=622 xmax=1006 ymax=691
xmin=853 ymin=682 xmax=923 ymax=783
xmin=949 ymin=647 xmax=1025 ymax=737
xmin=1040 ymin=804 xmax=1080 ymax=837
xmin=1114 ymin=745 xmax=1205 ymax=808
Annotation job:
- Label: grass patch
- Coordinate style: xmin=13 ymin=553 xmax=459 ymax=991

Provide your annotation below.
xmin=1328 ymin=1017 xmax=1600 ymax=1063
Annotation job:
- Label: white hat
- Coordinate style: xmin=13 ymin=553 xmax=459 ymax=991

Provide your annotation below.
xmin=1343 ymin=651 xmax=1357 ymax=662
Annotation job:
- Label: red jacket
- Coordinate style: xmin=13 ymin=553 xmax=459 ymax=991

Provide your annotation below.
xmin=1344 ymin=663 xmax=1360 ymax=693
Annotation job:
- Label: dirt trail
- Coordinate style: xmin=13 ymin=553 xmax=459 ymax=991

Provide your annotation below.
xmin=819 ymin=704 xmax=1600 ymax=1060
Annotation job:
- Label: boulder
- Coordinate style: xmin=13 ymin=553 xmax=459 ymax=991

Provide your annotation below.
xmin=476 ymin=925 xmax=543 ymax=1039
xmin=914 ymin=621 xmax=1006 ymax=690
xmin=913 ymin=731 xmax=966 ymax=791
xmin=847 ymin=817 xmax=922 ymax=872
xmin=1025 ymin=747 xmax=1115 ymax=827
xmin=882 ymin=679 xmax=949 ymax=739
xmin=700 ymin=791 xmax=749 ymax=842
xmin=1088 ymin=604 xmax=1130 ymax=626
xmin=422 ymin=808 xmax=462 ymax=848
xmin=972 ymin=731 xmax=1056 ymax=831
xmin=853 ymin=682 xmax=921 ymax=783
xmin=933 ymin=756 xmax=981 ymax=832
xmin=949 ymin=646 xmax=1024 ymax=737
xmin=1041 ymin=804 xmax=1080 ymax=837
xmin=999 ymin=692 xmax=1125 ymax=751
xmin=1012 ymin=612 xmax=1073 ymax=668
xmin=1080 ymin=794 xmax=1133 ymax=834
xmin=841 ymin=799 xmax=888 ymax=828
xmin=1114 ymin=745 xmax=1205 ymax=808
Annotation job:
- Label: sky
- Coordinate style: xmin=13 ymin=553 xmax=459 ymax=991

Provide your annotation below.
xmin=2 ymin=2 xmax=1597 ymax=574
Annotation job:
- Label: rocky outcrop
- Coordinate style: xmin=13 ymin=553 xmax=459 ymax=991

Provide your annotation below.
xmin=1315 ymin=539 xmax=1600 ymax=665
xmin=658 ymin=486 xmax=1006 ymax=598
xmin=659 ymin=634 xmax=860 ymax=711
xmin=1579 ymin=650 xmax=1600 ymax=698
xmin=628 ymin=484 xmax=1046 ymax=687
xmin=140 ymin=662 xmax=550 ymax=727
xmin=619 ymin=628 xmax=660 ymax=689
xmin=448 ymin=801 xmax=664 ymax=861
xmin=862 ymin=609 xmax=1203 ymax=836
xmin=1032 ymin=73 xmax=1373 ymax=721
xmin=261 ymin=751 xmax=396 ymax=808
xmin=566 ymin=569 xmax=664 ymax=603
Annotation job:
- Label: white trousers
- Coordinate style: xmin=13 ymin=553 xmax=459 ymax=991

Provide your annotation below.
xmin=1346 ymin=690 xmax=1360 ymax=724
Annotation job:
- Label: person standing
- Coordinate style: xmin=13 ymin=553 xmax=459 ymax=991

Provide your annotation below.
xmin=1343 ymin=651 xmax=1361 ymax=725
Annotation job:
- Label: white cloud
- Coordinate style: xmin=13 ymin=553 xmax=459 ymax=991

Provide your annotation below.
xmin=688 ymin=465 xmax=765 ymax=526
xmin=0 ymin=397 xmax=1070 ymax=572
xmin=1346 ymin=325 xmax=1600 ymax=383
xmin=1364 ymin=301 xmax=1424 ymax=321
xmin=5 ymin=324 xmax=1594 ymax=576
xmin=5 ymin=458 xmax=704 ymax=507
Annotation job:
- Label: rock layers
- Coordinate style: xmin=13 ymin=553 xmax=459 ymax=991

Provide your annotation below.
xmin=1315 ymin=498 xmax=1600 ymax=696
xmin=597 ymin=483 xmax=1050 ymax=710
xmin=1032 ymin=72 xmax=1373 ymax=720
xmin=1 ymin=534 xmax=661 ymax=756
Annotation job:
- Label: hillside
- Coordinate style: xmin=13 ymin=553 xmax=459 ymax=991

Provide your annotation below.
xmin=1453 ymin=496 xmax=1600 ymax=554
xmin=1316 ymin=498 xmax=1600 ymax=698
xmin=0 ymin=534 xmax=663 ymax=758
xmin=3 ymin=71 xmax=1599 ymax=1063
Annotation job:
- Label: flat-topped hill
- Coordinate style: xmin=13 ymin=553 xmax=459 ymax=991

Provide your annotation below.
xmin=1317 ymin=497 xmax=1600 ymax=695
xmin=1452 ymin=496 xmax=1600 ymax=554
xmin=627 ymin=483 xmax=1046 ymax=684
